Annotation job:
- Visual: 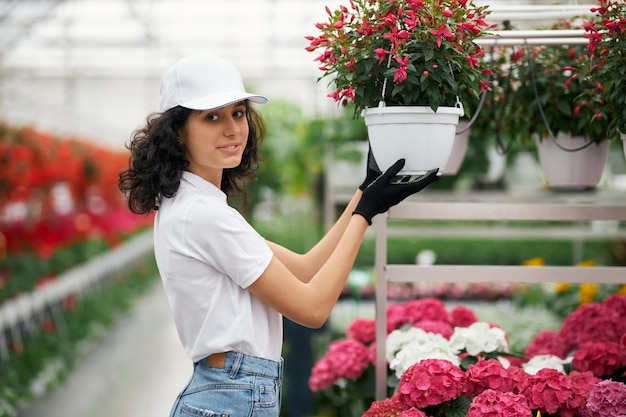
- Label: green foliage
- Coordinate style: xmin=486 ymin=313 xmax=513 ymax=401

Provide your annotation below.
xmin=0 ymin=255 xmax=158 ymax=417
xmin=355 ymin=235 xmax=615 ymax=268
xmin=305 ymin=0 xmax=493 ymax=115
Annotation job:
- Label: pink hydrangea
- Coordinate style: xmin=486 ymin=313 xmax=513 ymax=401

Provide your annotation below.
xmin=602 ymin=294 xmax=626 ymax=317
xmin=519 ymin=368 xmax=572 ymax=415
xmin=560 ymin=302 xmax=626 ymax=351
xmin=413 ymin=319 xmax=454 ymax=339
xmin=308 ymin=339 xmax=370 ymax=391
xmin=308 ymin=356 xmax=337 ymax=391
xmin=449 ymin=305 xmax=478 ymax=327
xmin=387 ymin=303 xmax=410 ymax=333
xmin=362 ymin=395 xmax=403 ymax=417
xmin=399 ymin=407 xmax=427 ymax=417
xmin=525 ymin=330 xmax=569 ymax=359
xmin=560 ymin=371 xmax=600 ymax=417
xmin=506 ymin=365 xmax=530 ymax=394
xmin=466 ymin=389 xmax=532 ymax=417
xmin=583 ymin=379 xmax=626 ymax=417
xmin=403 ymin=298 xmax=451 ymax=325
xmin=464 ymin=359 xmax=516 ymax=397
xmin=347 ymin=317 xmax=377 ymax=345
xmin=396 ymin=359 xmax=466 ymax=408
xmin=572 ymin=341 xmax=626 ymax=377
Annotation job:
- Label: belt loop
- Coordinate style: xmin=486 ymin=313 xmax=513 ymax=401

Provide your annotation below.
xmin=229 ymin=351 xmax=243 ymax=379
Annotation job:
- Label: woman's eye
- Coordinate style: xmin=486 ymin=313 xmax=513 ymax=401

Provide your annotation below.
xmin=234 ymin=110 xmax=246 ymax=118
xmin=205 ymin=113 xmax=219 ymax=121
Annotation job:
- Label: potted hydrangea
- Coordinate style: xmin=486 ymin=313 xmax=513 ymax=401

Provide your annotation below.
xmin=505 ymin=20 xmax=613 ymax=189
xmin=305 ymin=0 xmax=494 ymax=176
xmin=584 ymin=0 xmax=626 ymax=158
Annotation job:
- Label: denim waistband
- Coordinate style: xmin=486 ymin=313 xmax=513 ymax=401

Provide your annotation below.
xmin=197 ymin=351 xmax=283 ymax=380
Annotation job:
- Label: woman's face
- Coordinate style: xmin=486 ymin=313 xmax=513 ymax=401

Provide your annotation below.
xmin=181 ymin=101 xmax=250 ymax=187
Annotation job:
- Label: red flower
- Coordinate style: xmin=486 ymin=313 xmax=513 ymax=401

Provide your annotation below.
xmin=525 ymin=330 xmax=569 ymax=359
xmin=572 ymin=342 xmax=626 ymax=377
xmin=413 ymin=320 xmax=453 ymax=339
xmin=519 ymin=368 xmax=572 ymax=415
xmin=466 ymin=389 xmax=532 ymax=417
xmin=308 ymin=339 xmax=370 ymax=391
xmin=347 ymin=317 xmax=376 ymax=345
xmin=404 ymin=297 xmax=451 ymax=325
xmin=449 ymin=305 xmax=478 ymax=327
xmin=560 ymin=302 xmax=626 ymax=351
xmin=362 ymin=394 xmax=403 ymax=417
xmin=464 ymin=359 xmax=517 ymax=397
xmin=428 ymin=22 xmax=454 ymax=47
xmin=396 ymin=359 xmax=466 ymax=408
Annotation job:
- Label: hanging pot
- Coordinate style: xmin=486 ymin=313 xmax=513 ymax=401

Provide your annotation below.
xmin=362 ymin=104 xmax=464 ymax=176
xmin=535 ymin=132 xmax=610 ymax=190
xmin=441 ymin=120 xmax=471 ymax=175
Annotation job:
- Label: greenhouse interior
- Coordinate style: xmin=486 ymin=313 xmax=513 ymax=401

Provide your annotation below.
xmin=1 ymin=0 xmax=625 ymax=416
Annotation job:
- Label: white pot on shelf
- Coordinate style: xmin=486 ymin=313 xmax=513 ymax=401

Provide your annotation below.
xmin=535 ymin=132 xmax=610 ymax=190
xmin=362 ymin=104 xmax=464 ymax=176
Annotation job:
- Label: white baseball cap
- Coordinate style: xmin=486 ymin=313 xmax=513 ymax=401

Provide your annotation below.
xmin=159 ymin=54 xmax=268 ymax=112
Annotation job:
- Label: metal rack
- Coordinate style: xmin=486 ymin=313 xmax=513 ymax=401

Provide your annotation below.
xmin=373 ymin=190 xmax=626 ymax=399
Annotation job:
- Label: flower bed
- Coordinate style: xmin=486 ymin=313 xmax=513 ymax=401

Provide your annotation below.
xmin=0 ymin=123 xmax=156 ymax=416
xmin=311 ymin=296 xmax=626 ymax=417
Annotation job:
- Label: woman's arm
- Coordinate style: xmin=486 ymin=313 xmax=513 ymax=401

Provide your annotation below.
xmin=266 ymin=190 xmax=363 ymax=283
xmin=249 ymin=213 xmax=369 ymax=328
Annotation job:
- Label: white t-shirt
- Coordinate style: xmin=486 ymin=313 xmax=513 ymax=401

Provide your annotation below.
xmin=153 ymin=171 xmax=282 ymax=363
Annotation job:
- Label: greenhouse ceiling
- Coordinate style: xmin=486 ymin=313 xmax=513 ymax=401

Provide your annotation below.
xmin=0 ymin=0 xmax=595 ymax=78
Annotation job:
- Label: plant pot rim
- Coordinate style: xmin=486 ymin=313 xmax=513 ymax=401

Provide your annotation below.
xmin=361 ymin=104 xmax=464 ymax=117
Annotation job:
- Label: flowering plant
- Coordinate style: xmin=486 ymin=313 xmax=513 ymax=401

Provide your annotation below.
xmin=505 ymin=20 xmax=613 ymax=144
xmin=305 ymin=0 xmax=495 ymax=115
xmin=310 ymin=296 xmax=626 ymax=417
xmin=584 ymin=0 xmax=626 ymax=137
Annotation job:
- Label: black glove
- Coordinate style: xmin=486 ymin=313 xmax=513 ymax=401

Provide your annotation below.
xmin=359 ymin=146 xmax=382 ymax=191
xmin=353 ymin=159 xmax=439 ymax=225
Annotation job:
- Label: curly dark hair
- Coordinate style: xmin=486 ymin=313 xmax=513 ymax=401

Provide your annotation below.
xmin=118 ymin=102 xmax=265 ymax=215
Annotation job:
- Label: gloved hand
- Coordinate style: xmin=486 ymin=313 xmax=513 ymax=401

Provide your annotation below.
xmin=353 ymin=159 xmax=439 ymax=225
xmin=359 ymin=146 xmax=381 ymax=191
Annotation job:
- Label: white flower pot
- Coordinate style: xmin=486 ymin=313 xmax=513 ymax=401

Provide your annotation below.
xmin=441 ymin=120 xmax=470 ymax=175
xmin=535 ymin=133 xmax=610 ymax=190
xmin=362 ymin=105 xmax=464 ymax=176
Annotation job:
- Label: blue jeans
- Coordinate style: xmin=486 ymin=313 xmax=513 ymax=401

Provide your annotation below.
xmin=170 ymin=351 xmax=283 ymax=417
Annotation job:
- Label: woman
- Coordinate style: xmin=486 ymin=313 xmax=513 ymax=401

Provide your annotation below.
xmin=118 ymin=53 xmax=438 ymax=417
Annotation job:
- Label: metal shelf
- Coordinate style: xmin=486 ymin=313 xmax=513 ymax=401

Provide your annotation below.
xmin=373 ymin=190 xmax=626 ymax=399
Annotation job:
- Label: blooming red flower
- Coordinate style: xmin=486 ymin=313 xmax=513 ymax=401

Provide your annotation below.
xmin=572 ymin=341 xmax=626 ymax=377
xmin=308 ymin=339 xmax=370 ymax=391
xmin=449 ymin=305 xmax=478 ymax=327
xmin=519 ymin=368 xmax=572 ymax=415
xmin=525 ymin=330 xmax=569 ymax=359
xmin=464 ymin=359 xmax=517 ymax=397
xmin=560 ymin=302 xmax=626 ymax=351
xmin=466 ymin=389 xmax=532 ymax=417
xmin=387 ymin=303 xmax=410 ymax=333
xmin=347 ymin=317 xmax=376 ymax=345
xmin=428 ymin=22 xmax=454 ymax=48
xmin=396 ymin=359 xmax=466 ymax=408
xmin=413 ymin=320 xmax=453 ymax=339
xmin=362 ymin=394 xmax=403 ymax=417
xmin=404 ymin=298 xmax=451 ymax=325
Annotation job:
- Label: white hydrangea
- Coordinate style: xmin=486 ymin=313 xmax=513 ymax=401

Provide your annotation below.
xmin=386 ymin=327 xmax=458 ymax=378
xmin=523 ymin=354 xmax=572 ymax=375
xmin=448 ymin=322 xmax=510 ymax=356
